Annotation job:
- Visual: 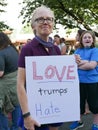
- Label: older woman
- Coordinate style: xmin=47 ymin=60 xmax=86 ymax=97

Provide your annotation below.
xmin=17 ymin=5 xmax=63 ymax=130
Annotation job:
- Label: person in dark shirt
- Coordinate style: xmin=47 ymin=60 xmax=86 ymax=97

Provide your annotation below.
xmin=0 ymin=32 xmax=20 ymax=130
xmin=17 ymin=5 xmax=63 ymax=130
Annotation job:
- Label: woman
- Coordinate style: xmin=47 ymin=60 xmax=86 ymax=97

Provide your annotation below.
xmin=0 ymin=32 xmax=20 ymax=130
xmin=17 ymin=5 xmax=63 ymax=130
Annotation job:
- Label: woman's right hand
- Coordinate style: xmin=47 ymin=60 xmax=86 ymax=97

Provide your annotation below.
xmin=24 ymin=116 xmax=41 ymax=130
xmin=74 ymin=54 xmax=81 ymax=64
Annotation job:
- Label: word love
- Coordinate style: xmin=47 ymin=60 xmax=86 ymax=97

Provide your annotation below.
xmin=32 ymin=62 xmax=76 ymax=82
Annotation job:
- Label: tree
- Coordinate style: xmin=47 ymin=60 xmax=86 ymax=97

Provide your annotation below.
xmin=19 ymin=0 xmax=98 ymax=36
xmin=0 ymin=0 xmax=12 ymax=31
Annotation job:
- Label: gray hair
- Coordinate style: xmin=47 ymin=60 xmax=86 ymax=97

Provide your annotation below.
xmin=31 ymin=5 xmax=55 ymax=28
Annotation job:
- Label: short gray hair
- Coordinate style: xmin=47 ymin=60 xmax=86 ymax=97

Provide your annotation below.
xmin=31 ymin=5 xmax=55 ymax=28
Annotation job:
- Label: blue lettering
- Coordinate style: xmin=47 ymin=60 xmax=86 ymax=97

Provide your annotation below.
xmin=35 ymin=102 xmax=61 ymax=117
xmin=35 ymin=104 xmax=42 ymax=116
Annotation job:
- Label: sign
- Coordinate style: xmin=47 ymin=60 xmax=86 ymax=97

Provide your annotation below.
xmin=25 ymin=55 xmax=80 ymax=125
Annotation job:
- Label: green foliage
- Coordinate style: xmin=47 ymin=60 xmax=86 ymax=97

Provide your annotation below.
xmin=0 ymin=21 xmax=9 ymax=31
xmin=19 ymin=0 xmax=98 ymax=36
xmin=0 ymin=0 xmax=7 ymax=12
xmin=95 ymin=43 xmax=98 ymax=48
xmin=20 ymin=24 xmax=33 ymax=34
xmin=0 ymin=0 xmax=12 ymax=31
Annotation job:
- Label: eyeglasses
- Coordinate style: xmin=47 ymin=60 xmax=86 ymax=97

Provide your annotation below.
xmin=35 ymin=17 xmax=54 ymax=24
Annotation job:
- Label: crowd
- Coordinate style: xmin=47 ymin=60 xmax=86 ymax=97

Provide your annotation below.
xmin=0 ymin=5 xmax=98 ymax=130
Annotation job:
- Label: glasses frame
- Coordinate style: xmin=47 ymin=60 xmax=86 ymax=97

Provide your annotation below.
xmin=34 ymin=17 xmax=54 ymax=24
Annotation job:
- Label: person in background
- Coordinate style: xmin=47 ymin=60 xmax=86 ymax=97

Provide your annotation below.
xmin=27 ymin=38 xmax=32 ymax=43
xmin=17 ymin=5 xmax=63 ymax=130
xmin=0 ymin=32 xmax=20 ymax=130
xmin=60 ymin=37 xmax=67 ymax=55
xmin=75 ymin=29 xmax=85 ymax=50
xmin=70 ymin=30 xmax=98 ymax=130
xmin=54 ymin=34 xmax=60 ymax=45
xmin=76 ymin=29 xmax=85 ymax=42
xmin=54 ymin=34 xmax=66 ymax=55
xmin=19 ymin=39 xmax=32 ymax=52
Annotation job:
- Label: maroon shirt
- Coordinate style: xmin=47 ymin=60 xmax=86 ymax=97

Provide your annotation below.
xmin=18 ymin=37 xmax=63 ymax=127
xmin=18 ymin=38 xmax=61 ymax=68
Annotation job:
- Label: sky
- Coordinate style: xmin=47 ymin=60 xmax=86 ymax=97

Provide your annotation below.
xmin=0 ymin=0 xmax=66 ymax=36
xmin=0 ymin=0 xmax=34 ymax=40
xmin=1 ymin=0 xmax=23 ymax=29
xmin=0 ymin=0 xmax=76 ymax=40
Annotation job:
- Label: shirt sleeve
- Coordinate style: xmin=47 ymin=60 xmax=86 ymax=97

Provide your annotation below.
xmin=18 ymin=47 xmax=26 ymax=68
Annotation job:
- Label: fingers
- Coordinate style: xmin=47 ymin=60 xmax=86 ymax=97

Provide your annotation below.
xmin=24 ymin=116 xmax=41 ymax=130
xmin=34 ymin=120 xmax=41 ymax=127
xmin=25 ymin=125 xmax=35 ymax=130
xmin=27 ymin=127 xmax=34 ymax=130
xmin=74 ymin=54 xmax=81 ymax=64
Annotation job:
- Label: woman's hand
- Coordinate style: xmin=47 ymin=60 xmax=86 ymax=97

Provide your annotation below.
xmin=0 ymin=71 xmax=4 ymax=77
xmin=24 ymin=116 xmax=41 ymax=130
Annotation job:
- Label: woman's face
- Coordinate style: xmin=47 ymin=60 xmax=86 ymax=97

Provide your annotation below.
xmin=82 ymin=33 xmax=93 ymax=47
xmin=33 ymin=10 xmax=54 ymax=37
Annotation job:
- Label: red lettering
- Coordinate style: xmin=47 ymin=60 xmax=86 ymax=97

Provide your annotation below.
xmin=32 ymin=62 xmax=43 ymax=80
xmin=32 ymin=62 xmax=75 ymax=81
xmin=45 ymin=65 xmax=55 ymax=79
xmin=55 ymin=66 xmax=66 ymax=81
xmin=67 ymin=65 xmax=75 ymax=79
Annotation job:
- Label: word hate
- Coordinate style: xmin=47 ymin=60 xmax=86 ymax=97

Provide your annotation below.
xmin=35 ymin=102 xmax=61 ymax=116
